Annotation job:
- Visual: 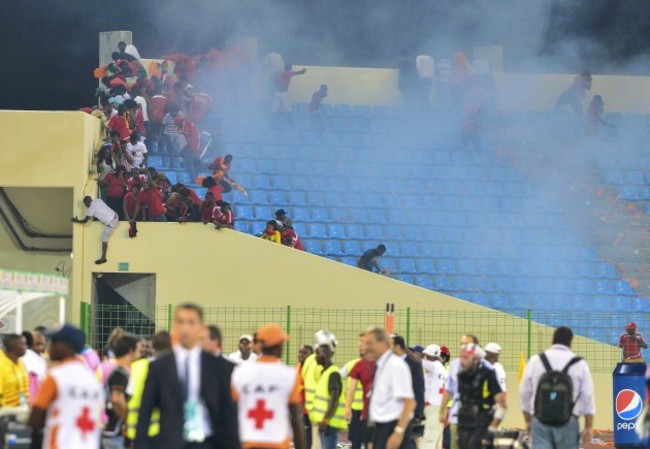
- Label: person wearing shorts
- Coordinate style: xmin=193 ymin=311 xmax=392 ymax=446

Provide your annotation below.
xmin=72 ymin=196 xmax=119 ymax=264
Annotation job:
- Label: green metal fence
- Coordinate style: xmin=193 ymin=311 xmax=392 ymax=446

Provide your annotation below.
xmin=80 ymin=302 xmax=640 ymax=373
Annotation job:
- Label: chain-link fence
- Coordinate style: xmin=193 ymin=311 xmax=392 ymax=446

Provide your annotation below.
xmin=80 ymin=302 xmax=647 ymax=373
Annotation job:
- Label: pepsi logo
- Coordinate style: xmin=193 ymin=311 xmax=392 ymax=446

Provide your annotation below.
xmin=616 ymin=389 xmax=643 ymax=421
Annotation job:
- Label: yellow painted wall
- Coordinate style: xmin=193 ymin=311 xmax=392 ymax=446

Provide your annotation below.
xmin=287 ymin=66 xmax=650 ymax=113
xmin=74 ymin=222 xmax=616 ymax=429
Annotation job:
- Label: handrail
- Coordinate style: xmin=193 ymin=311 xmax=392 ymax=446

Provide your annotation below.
xmin=0 ymin=188 xmax=71 ymax=239
xmin=0 ymin=194 xmax=71 ymax=253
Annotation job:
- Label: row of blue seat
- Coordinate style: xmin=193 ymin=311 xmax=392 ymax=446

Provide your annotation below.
xmin=618 ymin=185 xmax=650 ymax=201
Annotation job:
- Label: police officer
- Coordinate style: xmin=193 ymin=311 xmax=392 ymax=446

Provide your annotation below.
xmin=456 ymin=344 xmax=506 ymax=449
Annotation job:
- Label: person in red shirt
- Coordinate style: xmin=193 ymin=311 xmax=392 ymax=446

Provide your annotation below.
xmin=107 ymin=105 xmax=132 ymax=142
xmin=586 ymin=95 xmax=614 ymax=135
xmin=142 ymin=181 xmax=167 ymax=222
xmin=272 ymin=64 xmax=307 ymax=115
xmin=148 ymin=92 xmax=168 ymax=153
xmin=344 ymin=333 xmax=376 ymax=449
xmin=207 ymin=154 xmax=247 ymax=195
xmin=177 ymin=116 xmax=202 ymax=181
xmin=618 ymin=322 xmax=647 ymax=362
xmin=281 ymin=220 xmax=305 ymax=251
xmin=200 ymin=192 xmax=216 ymax=224
xmin=212 ymin=200 xmax=234 ymax=229
xmin=200 ymin=176 xmax=223 ymax=202
xmin=309 ymin=85 xmax=328 ymax=113
xmin=123 ymin=183 xmax=146 ymax=222
xmin=459 ymin=102 xmax=481 ymax=151
xmin=100 ymin=166 xmax=127 ymax=220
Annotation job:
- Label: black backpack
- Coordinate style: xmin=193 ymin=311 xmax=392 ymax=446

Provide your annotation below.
xmin=534 ymin=353 xmax=582 ymax=426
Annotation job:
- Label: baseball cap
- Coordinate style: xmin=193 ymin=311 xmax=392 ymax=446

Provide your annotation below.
xmin=484 ymin=342 xmax=502 ymax=354
xmin=275 ymin=209 xmax=287 ymax=217
xmin=626 ymin=322 xmax=637 ymax=329
xmin=423 ymin=344 xmax=441 ymax=357
xmin=239 ymin=334 xmax=254 ymax=343
xmin=440 ymin=345 xmax=450 ymax=356
xmin=256 ymin=324 xmax=289 ymax=347
xmin=409 ymin=345 xmax=424 ymax=354
xmin=45 ymin=324 xmax=86 ymax=353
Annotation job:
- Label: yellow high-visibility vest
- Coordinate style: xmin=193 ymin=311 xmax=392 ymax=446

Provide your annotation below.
xmin=301 ymin=354 xmax=323 ymax=413
xmin=126 ymin=358 xmax=160 ymax=439
xmin=309 ymin=365 xmax=348 ymax=430
xmin=344 ymin=358 xmax=364 ymax=412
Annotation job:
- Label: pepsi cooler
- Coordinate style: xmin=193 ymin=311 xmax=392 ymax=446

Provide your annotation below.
xmin=613 ymin=362 xmax=646 ymax=448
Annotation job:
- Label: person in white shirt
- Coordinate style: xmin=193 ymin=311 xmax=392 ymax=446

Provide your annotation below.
xmin=364 ymin=327 xmax=415 ymax=449
xmin=118 ymin=41 xmax=142 ymax=61
xmin=72 ymin=196 xmax=119 ymax=265
xmin=21 ymin=329 xmax=48 ymax=403
xmin=127 ymin=133 xmax=148 ymax=168
xmin=484 ymin=343 xmax=506 ymax=394
xmin=228 ymin=335 xmax=258 ymax=364
xmin=421 ymin=344 xmax=446 ymax=449
xmin=415 ymin=55 xmax=435 ymax=108
xmin=520 ymin=326 xmax=595 ymax=449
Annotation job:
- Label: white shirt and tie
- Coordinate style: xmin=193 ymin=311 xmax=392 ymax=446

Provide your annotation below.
xmin=173 ymin=345 xmax=213 ymax=439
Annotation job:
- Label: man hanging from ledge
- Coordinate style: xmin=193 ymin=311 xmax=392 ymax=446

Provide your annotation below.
xmin=71 ymin=196 xmax=119 ymax=265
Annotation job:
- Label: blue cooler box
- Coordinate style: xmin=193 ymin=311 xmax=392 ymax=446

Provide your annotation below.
xmin=613 ymin=362 xmax=646 ymax=448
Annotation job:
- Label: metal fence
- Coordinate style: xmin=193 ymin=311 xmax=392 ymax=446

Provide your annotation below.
xmin=79 ymin=302 xmax=647 ymax=373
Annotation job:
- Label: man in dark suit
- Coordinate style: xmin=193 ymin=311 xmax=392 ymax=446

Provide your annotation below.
xmin=134 ymin=303 xmax=240 ymax=449
xmin=391 ymin=335 xmax=426 ymax=449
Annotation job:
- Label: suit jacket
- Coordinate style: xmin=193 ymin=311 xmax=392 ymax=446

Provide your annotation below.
xmin=134 ymin=350 xmax=240 ymax=449
xmin=404 ymin=356 xmax=425 ymax=418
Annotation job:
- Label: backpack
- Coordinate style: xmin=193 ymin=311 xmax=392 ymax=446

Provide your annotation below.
xmin=534 ymin=353 xmax=582 ymax=426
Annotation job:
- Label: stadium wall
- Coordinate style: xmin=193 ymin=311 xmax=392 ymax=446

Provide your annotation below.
xmin=288 ymin=66 xmax=650 ymax=112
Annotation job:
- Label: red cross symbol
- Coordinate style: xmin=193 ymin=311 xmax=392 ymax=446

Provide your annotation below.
xmin=247 ymin=399 xmax=274 ymax=429
xmin=76 ymin=406 xmax=95 ymax=439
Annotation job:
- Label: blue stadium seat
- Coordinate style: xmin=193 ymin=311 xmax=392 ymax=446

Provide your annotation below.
xmin=366 ymin=225 xmax=384 ymax=240
xmin=307 ymin=192 xmax=326 ymax=204
xmin=620 ymin=186 xmax=641 ymax=200
xmin=476 ymin=260 xmax=498 ymax=276
xmin=347 ymin=209 xmax=366 ymax=222
xmin=616 ymin=281 xmax=636 ymax=296
xmin=234 ymin=221 xmax=250 ymax=233
xmin=490 ymin=295 xmax=510 ymax=310
xmin=475 ymin=277 xmax=495 ymax=292
xmin=343 ymin=241 xmax=362 ymax=256
xmin=439 ymin=243 xmax=460 ymax=258
xmin=325 ymin=241 xmax=344 ymax=256
xmin=598 ymin=263 xmax=618 ymax=279
xmin=455 ymin=276 xmax=473 ymax=291
xmin=438 ymin=259 xmax=457 ymax=274
xmin=495 ymin=278 xmax=515 ymax=293
xmin=340 ymin=257 xmax=358 ymax=267
xmin=293 ymin=223 xmax=307 ymax=236
xmin=626 ymin=171 xmax=645 ymax=185
xmin=415 ymin=276 xmax=433 ymax=289
xmin=307 ymin=223 xmax=327 ymax=238
xmin=420 ymin=244 xmax=439 ymax=258
xmin=252 ymin=221 xmax=266 ymax=236
xmin=328 ymin=224 xmax=347 ymax=239
xmin=235 ymin=205 xmax=254 ymax=220
xmin=457 ymin=259 xmax=476 ymax=275
xmin=293 ymin=208 xmax=311 ymax=222
xmin=250 ymin=191 xmax=267 ymax=204
xmin=290 ymin=177 xmax=310 ymax=190
xmin=398 ymin=258 xmax=417 ymax=273
xmin=347 ymin=224 xmax=365 ymax=239
xmin=288 ymin=191 xmax=307 ymax=206
xmin=254 ymin=175 xmax=272 ymax=189
xmin=575 ymin=279 xmax=595 ymax=295
xmin=469 ymin=294 xmax=490 ymax=307
xmin=254 ymin=206 xmax=272 ymax=220
xmin=614 ymin=296 xmax=633 ymax=311
xmin=399 ymin=242 xmax=420 ymax=257
xmin=595 ymin=280 xmax=615 ymax=295
xmin=434 ymin=277 xmax=453 ymax=292
xmin=148 ymin=155 xmax=164 ymax=168
xmin=312 ymin=208 xmax=330 ymax=222
xmin=497 ymin=260 xmax=517 ymax=276
xmin=256 ymin=159 xmax=275 ymax=173
xmin=366 ymin=209 xmax=386 ymax=224
xmin=271 ymin=177 xmax=291 ymax=191
xmin=417 ymin=258 xmax=436 ymax=273
xmin=384 ymin=226 xmax=401 ymax=240
xmin=397 ymin=274 xmax=414 ymax=284
xmin=268 ymin=191 xmax=286 ymax=205
xmin=329 ymin=208 xmax=348 ymax=222
xmin=162 ymin=171 xmax=177 ymax=184
xmin=605 ymin=170 xmax=625 ymax=184
xmin=306 ymin=240 xmax=324 ymax=255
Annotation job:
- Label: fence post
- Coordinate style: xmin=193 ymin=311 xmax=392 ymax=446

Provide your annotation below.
xmin=167 ymin=304 xmax=173 ymax=331
xmin=286 ymin=305 xmax=292 ymax=365
xmin=79 ymin=302 xmax=88 ymax=340
xmin=406 ymin=307 xmax=411 ymax=346
xmin=527 ymin=309 xmax=532 ymax=359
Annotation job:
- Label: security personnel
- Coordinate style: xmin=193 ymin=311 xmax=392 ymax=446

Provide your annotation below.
xmin=341 ymin=353 xmax=364 ymax=449
xmin=126 ymin=331 xmax=171 ymax=441
xmin=232 ymin=324 xmax=307 ymax=449
xmin=302 ymin=330 xmax=337 ymax=449
xmin=310 ymin=345 xmax=347 ymax=449
xmin=456 ymin=344 xmax=506 ymax=449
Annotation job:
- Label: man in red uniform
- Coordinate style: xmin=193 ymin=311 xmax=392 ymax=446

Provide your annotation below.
xmin=344 ymin=332 xmax=376 ymax=449
xmin=123 ymin=183 xmax=146 ymax=222
xmin=142 ymin=181 xmax=167 ymax=222
xmin=272 ymin=64 xmax=307 ymax=115
xmin=618 ymin=322 xmax=647 ymax=362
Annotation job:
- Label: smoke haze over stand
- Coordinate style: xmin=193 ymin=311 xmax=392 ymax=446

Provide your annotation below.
xmin=4 ymin=0 xmax=650 ymax=110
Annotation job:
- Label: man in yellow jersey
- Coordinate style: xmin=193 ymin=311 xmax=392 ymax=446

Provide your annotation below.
xmin=302 ymin=330 xmax=337 ymax=449
xmin=232 ymin=323 xmax=306 ymax=449
xmin=310 ymin=345 xmax=347 ymax=449
xmin=0 ymin=334 xmax=29 ymax=407
xmin=126 ymin=331 xmax=172 ymax=443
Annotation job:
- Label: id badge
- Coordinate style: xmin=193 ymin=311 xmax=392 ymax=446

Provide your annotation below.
xmin=183 ymin=400 xmax=206 ymax=443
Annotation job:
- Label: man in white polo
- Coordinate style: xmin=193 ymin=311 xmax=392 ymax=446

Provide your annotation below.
xmin=484 ymin=343 xmax=506 ymax=395
xmin=421 ymin=344 xmax=446 ymax=449
xmin=363 ymin=327 xmax=415 ymax=449
xmin=72 ymin=196 xmax=119 ymax=265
